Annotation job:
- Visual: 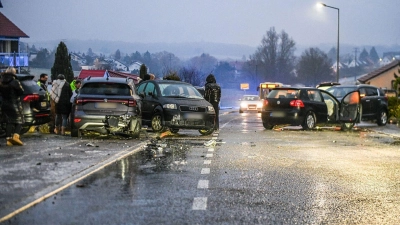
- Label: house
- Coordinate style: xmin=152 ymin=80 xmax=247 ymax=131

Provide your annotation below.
xmin=0 ymin=12 xmax=29 ymax=71
xmin=113 ymin=60 xmax=128 ymax=71
xmin=128 ymin=61 xmax=146 ymax=73
xmin=358 ymin=59 xmax=400 ymax=91
xmin=77 ymin=69 xmax=140 ymax=84
xmin=70 ymin=52 xmax=86 ymax=65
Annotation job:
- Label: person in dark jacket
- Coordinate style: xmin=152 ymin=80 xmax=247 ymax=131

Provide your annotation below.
xmin=50 ymin=74 xmax=72 ymax=135
xmin=0 ymin=67 xmax=25 ymax=146
xmin=204 ymin=74 xmax=221 ymax=130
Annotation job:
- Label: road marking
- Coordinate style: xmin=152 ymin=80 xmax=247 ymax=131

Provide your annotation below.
xmin=212 ymin=137 xmax=217 ymax=140
xmin=201 ymin=168 xmax=210 ymax=174
xmin=197 ymin=180 xmax=209 ymax=189
xmin=192 ymin=197 xmax=207 ymax=210
xmin=204 ymin=160 xmax=211 ymax=164
xmin=206 ymin=153 xmax=213 ymax=158
xmin=208 ymin=148 xmax=214 ymax=152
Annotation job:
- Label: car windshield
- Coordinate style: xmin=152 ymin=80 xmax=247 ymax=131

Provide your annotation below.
xmin=267 ymin=89 xmax=300 ymax=98
xmin=326 ymin=86 xmax=356 ymax=98
xmin=80 ymin=83 xmax=131 ymax=96
xmin=160 ymin=83 xmax=203 ymax=99
xmin=242 ymin=96 xmax=260 ymax=101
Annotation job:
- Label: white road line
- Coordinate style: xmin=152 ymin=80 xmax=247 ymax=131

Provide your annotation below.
xmin=201 ymin=168 xmax=210 ymax=174
xmin=208 ymin=148 xmax=214 ymax=152
xmin=204 ymin=160 xmax=211 ymax=164
xmin=206 ymin=153 xmax=213 ymax=158
xmin=192 ymin=197 xmax=207 ymax=210
xmin=197 ymin=180 xmax=209 ymax=189
xmin=212 ymin=137 xmax=217 ymax=140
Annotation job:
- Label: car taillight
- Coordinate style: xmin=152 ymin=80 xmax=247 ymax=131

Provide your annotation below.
xmin=74 ymin=118 xmax=81 ymax=123
xmin=290 ymin=100 xmax=305 ymax=107
xmin=263 ymin=99 xmax=268 ymax=106
xmin=128 ymin=99 xmax=137 ymax=107
xmin=23 ymin=94 xmax=40 ymax=102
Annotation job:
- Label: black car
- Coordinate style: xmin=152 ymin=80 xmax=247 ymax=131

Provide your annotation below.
xmin=261 ymin=87 xmax=360 ymax=130
xmin=0 ymin=74 xmax=51 ymax=135
xmin=70 ymin=76 xmax=142 ymax=138
xmin=326 ymin=84 xmax=388 ymax=126
xmin=137 ymin=80 xmax=216 ymax=135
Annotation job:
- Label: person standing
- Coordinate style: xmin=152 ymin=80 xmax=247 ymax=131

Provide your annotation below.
xmin=50 ymin=74 xmax=72 ymax=135
xmin=0 ymin=67 xmax=25 ymax=146
xmin=204 ymin=74 xmax=221 ymax=130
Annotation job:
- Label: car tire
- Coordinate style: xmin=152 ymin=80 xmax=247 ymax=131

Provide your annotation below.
xmin=263 ymin=122 xmax=274 ymax=129
xmin=199 ymin=127 xmax=214 ymax=135
xmin=20 ymin=126 xmax=30 ymax=135
xmin=340 ymin=122 xmax=355 ymax=131
xmin=302 ymin=111 xmax=316 ymax=130
xmin=239 ymin=109 xmax=243 ymax=113
xmin=71 ymin=128 xmax=81 ymax=137
xmin=376 ymin=109 xmax=387 ymax=126
xmin=170 ymin=128 xmax=179 ymax=133
xmin=151 ymin=113 xmax=166 ymax=132
xmin=129 ymin=117 xmax=141 ymax=138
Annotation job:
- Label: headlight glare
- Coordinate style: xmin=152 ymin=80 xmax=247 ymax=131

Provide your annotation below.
xmin=207 ymin=106 xmax=215 ymax=112
xmin=163 ymin=104 xmax=177 ymax=109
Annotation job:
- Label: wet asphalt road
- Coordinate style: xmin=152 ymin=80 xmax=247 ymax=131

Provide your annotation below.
xmin=2 ymin=110 xmax=400 ymax=224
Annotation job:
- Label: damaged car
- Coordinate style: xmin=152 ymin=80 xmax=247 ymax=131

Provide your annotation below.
xmin=136 ymin=80 xmax=216 ymax=135
xmin=70 ymin=75 xmax=142 ymax=138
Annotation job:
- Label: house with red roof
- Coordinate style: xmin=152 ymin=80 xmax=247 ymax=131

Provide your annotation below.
xmin=77 ymin=69 xmax=141 ymax=84
xmin=0 ymin=12 xmax=29 ymax=71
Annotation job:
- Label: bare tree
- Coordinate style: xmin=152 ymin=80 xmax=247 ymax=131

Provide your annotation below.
xmin=296 ymin=47 xmax=333 ymax=86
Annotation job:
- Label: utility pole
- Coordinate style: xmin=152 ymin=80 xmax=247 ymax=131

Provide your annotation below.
xmin=353 ymin=48 xmax=359 ymax=84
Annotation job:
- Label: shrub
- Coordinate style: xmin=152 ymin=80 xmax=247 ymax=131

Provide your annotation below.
xmin=388 ymin=97 xmax=400 ymax=120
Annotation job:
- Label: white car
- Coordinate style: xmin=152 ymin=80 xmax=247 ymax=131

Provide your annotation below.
xmin=239 ymin=95 xmax=263 ymax=113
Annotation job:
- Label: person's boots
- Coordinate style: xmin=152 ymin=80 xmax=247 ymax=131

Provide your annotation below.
xmin=6 ymin=137 xmax=13 ymax=146
xmin=10 ymin=133 xmax=23 ymax=146
xmin=54 ymin=126 xmax=60 ymax=135
xmin=61 ymin=126 xmax=66 ymax=135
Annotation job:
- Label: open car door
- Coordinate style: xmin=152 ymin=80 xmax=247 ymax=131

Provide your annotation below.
xmin=339 ymin=91 xmax=360 ymax=123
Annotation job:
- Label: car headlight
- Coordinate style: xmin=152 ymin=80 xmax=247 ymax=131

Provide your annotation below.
xmin=240 ymin=102 xmax=248 ymax=108
xmin=207 ymin=106 xmax=215 ymax=112
xmin=257 ymin=102 xmax=263 ymax=108
xmin=163 ymin=104 xmax=177 ymax=109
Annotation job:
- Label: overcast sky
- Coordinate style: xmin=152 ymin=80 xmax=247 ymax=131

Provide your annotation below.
xmin=1 ymin=0 xmax=399 ymax=48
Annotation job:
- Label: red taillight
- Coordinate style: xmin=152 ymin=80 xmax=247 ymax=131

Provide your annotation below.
xmin=290 ymin=100 xmax=305 ymax=107
xmin=263 ymin=99 xmax=268 ymax=106
xmin=127 ymin=99 xmax=137 ymax=107
xmin=23 ymin=94 xmax=40 ymax=102
xmin=74 ymin=118 xmax=81 ymax=123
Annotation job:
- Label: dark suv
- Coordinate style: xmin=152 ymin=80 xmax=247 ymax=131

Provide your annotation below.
xmin=0 ymin=74 xmax=51 ymax=135
xmin=326 ymin=84 xmax=388 ymax=125
xmin=70 ymin=76 xmax=142 ymax=138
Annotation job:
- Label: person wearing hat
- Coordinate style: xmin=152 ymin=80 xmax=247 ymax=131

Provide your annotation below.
xmin=50 ymin=74 xmax=72 ymax=135
xmin=0 ymin=67 xmax=25 ymax=146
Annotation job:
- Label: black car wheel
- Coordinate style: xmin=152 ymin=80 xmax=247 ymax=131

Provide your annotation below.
xmin=71 ymin=128 xmax=81 ymax=137
xmin=377 ymin=109 xmax=387 ymax=126
xmin=170 ymin=128 xmax=179 ymax=133
xmin=302 ymin=111 xmax=316 ymax=130
xmin=340 ymin=122 xmax=355 ymax=131
xmin=199 ymin=127 xmax=214 ymax=135
xmin=263 ymin=122 xmax=274 ymax=129
xmin=151 ymin=113 xmax=166 ymax=132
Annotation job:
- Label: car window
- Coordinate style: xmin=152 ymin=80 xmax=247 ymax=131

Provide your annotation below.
xmin=160 ymin=83 xmax=203 ymax=98
xmin=137 ymin=83 xmax=146 ymax=95
xmin=243 ymin=96 xmax=260 ymax=101
xmin=268 ymin=89 xmax=299 ymax=98
xmin=20 ymin=79 xmax=41 ymax=94
xmin=144 ymin=82 xmax=156 ymax=96
xmin=307 ymin=90 xmax=322 ymax=102
xmin=366 ymin=87 xmax=377 ymax=96
xmin=80 ymin=83 xmax=131 ymax=95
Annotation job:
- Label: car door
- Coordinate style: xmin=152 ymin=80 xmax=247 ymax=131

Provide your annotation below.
xmin=339 ymin=91 xmax=360 ymax=122
xmin=306 ymin=89 xmax=328 ymax=123
xmin=359 ymin=87 xmax=372 ymax=117
xmin=141 ymin=82 xmax=158 ymax=122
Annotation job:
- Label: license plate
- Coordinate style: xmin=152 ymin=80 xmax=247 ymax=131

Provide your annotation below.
xmin=95 ymin=102 xmax=117 ymax=109
xmin=270 ymin=111 xmax=285 ymax=117
xmin=184 ymin=113 xmax=203 ymax=119
xmin=41 ymin=102 xmax=47 ymax=107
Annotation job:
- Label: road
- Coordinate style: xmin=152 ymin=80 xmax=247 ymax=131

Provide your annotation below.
xmin=1 ymin=109 xmax=400 ymax=224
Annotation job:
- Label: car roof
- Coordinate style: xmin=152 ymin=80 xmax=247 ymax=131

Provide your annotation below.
xmin=15 ymin=74 xmax=35 ymax=80
xmin=328 ymin=84 xmax=379 ymax=88
xmin=144 ymin=80 xmax=192 ymax=85
xmin=82 ymin=76 xmax=133 ymax=84
xmin=273 ymin=87 xmax=319 ymax=90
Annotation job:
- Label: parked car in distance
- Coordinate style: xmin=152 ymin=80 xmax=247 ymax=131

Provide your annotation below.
xmin=239 ymin=95 xmax=262 ymax=113
xmin=326 ymin=84 xmax=388 ymax=126
xmin=137 ymin=80 xmax=216 ymax=135
xmin=316 ymin=82 xmax=341 ymax=90
xmin=0 ymin=73 xmax=51 ymax=135
xmin=261 ymin=87 xmax=360 ymax=130
xmin=70 ymin=75 xmax=142 ymax=138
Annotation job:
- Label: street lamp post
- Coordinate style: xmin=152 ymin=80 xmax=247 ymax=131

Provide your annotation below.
xmin=320 ymin=3 xmax=340 ymax=83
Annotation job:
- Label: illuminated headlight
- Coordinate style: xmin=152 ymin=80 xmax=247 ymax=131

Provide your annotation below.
xmin=207 ymin=106 xmax=215 ymax=112
xmin=257 ymin=102 xmax=263 ymax=108
xmin=163 ymin=104 xmax=177 ymax=109
xmin=240 ymin=102 xmax=248 ymax=108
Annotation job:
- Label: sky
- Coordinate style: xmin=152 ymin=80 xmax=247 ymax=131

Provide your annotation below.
xmin=1 ymin=0 xmax=399 ymax=49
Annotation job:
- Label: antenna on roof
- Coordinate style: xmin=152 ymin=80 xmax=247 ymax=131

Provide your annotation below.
xmin=105 ymin=70 xmax=110 ymax=80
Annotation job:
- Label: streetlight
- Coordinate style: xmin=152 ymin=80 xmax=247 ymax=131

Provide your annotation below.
xmin=319 ymin=2 xmax=340 ymax=83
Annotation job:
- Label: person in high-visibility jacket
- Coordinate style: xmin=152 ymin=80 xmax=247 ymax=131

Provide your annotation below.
xmin=70 ymin=79 xmax=77 ymax=92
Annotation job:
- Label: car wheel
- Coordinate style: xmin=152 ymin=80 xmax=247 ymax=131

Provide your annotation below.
xmin=20 ymin=126 xmax=30 ymax=135
xmin=71 ymin=128 xmax=81 ymax=137
xmin=151 ymin=113 xmax=166 ymax=132
xmin=376 ymin=109 xmax=387 ymax=126
xmin=263 ymin=122 xmax=274 ymax=129
xmin=199 ymin=127 xmax=214 ymax=135
xmin=302 ymin=111 xmax=316 ymax=130
xmin=340 ymin=122 xmax=355 ymax=131
xmin=239 ymin=109 xmax=243 ymax=113
xmin=129 ymin=117 xmax=141 ymax=138
xmin=170 ymin=128 xmax=179 ymax=133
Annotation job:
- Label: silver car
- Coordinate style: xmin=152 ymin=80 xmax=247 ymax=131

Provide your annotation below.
xmin=239 ymin=95 xmax=263 ymax=113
